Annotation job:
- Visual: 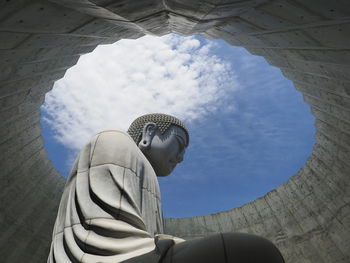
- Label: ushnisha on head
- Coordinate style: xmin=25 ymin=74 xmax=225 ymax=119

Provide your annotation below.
xmin=127 ymin=113 xmax=189 ymax=177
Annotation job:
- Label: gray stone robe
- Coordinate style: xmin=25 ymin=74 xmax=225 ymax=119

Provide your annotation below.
xmin=48 ymin=130 xmax=164 ymax=262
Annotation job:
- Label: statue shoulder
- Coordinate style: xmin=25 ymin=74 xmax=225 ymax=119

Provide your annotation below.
xmin=89 ymin=129 xmax=144 ymax=169
xmin=95 ymin=129 xmax=134 ymax=143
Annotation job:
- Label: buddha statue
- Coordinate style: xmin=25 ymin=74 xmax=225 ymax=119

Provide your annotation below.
xmin=48 ymin=113 xmax=284 ymax=263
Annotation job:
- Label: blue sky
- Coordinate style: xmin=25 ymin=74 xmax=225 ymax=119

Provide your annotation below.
xmin=41 ymin=34 xmax=315 ymax=218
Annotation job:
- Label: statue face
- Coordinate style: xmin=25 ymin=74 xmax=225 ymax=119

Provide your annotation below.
xmin=140 ymin=124 xmax=187 ymax=177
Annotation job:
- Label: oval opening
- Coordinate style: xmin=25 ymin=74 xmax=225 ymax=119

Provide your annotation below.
xmin=41 ymin=34 xmax=315 ymax=218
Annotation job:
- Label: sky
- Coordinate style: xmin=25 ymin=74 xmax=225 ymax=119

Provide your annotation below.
xmin=40 ymin=34 xmax=315 ymax=218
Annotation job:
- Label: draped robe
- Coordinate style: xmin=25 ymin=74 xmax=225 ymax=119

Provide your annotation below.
xmin=48 ymin=130 xmax=165 ymax=263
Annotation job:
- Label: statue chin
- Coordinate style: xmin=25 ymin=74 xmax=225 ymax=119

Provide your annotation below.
xmin=142 ymin=150 xmax=173 ymax=177
xmin=151 ymin=161 xmax=171 ymax=177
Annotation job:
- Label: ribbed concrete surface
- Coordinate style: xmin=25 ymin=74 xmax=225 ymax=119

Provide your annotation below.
xmin=0 ymin=0 xmax=349 ymax=262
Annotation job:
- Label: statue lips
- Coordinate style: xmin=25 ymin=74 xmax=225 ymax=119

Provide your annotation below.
xmin=162 ymin=162 xmax=175 ymax=177
xmin=169 ymin=161 xmax=177 ymax=171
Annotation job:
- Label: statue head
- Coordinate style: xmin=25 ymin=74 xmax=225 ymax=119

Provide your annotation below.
xmin=127 ymin=113 xmax=189 ymax=177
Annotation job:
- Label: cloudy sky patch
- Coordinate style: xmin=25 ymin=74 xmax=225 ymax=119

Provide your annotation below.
xmin=42 ymin=34 xmax=239 ymax=150
xmin=41 ymin=35 xmax=315 ymax=217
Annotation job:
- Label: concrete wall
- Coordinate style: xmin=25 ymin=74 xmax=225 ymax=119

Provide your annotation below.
xmin=0 ymin=0 xmax=349 ymax=262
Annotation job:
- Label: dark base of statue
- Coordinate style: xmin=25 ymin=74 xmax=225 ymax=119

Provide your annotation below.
xmin=125 ymin=232 xmax=285 ymax=263
xmin=162 ymin=232 xmax=285 ymax=263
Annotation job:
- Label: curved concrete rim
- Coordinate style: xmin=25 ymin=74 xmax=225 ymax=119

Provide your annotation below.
xmin=0 ymin=1 xmax=349 ymax=262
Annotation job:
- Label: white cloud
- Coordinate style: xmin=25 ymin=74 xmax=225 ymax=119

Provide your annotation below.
xmin=42 ymin=34 xmax=239 ymax=150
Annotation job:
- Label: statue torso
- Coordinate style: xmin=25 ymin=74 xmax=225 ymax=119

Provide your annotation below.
xmin=48 ymin=130 xmax=163 ymax=262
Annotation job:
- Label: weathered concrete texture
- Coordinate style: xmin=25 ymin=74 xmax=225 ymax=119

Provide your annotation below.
xmin=0 ymin=0 xmax=349 ymax=262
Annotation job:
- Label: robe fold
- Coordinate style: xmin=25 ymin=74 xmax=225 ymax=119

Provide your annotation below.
xmin=48 ymin=130 xmax=164 ymax=263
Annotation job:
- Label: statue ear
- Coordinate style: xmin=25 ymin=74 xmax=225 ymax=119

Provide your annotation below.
xmin=138 ymin=122 xmax=157 ymax=151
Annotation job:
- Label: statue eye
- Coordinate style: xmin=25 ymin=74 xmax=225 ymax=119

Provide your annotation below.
xmin=175 ymin=135 xmax=185 ymax=152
